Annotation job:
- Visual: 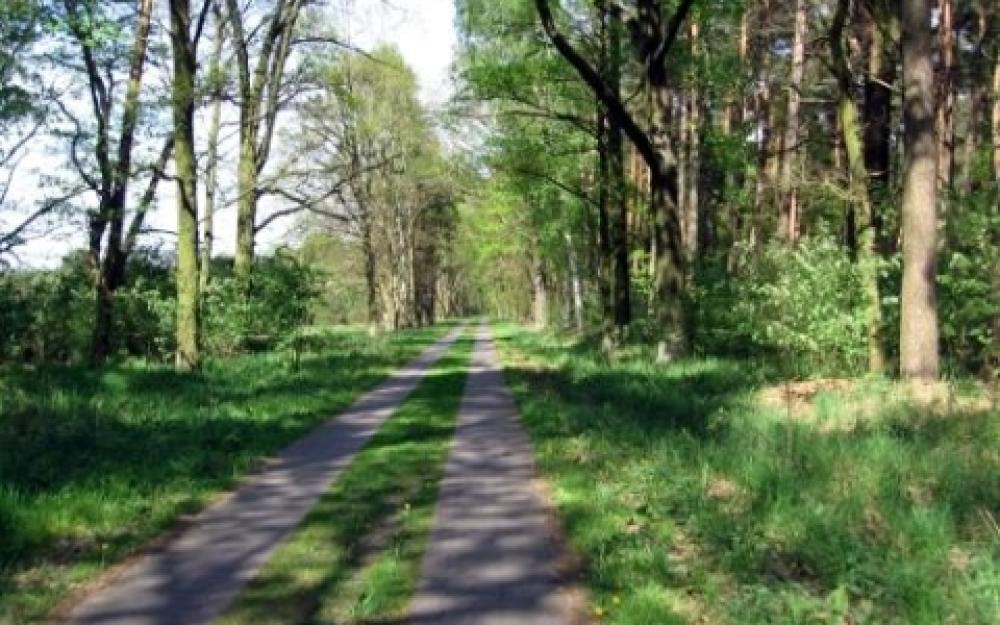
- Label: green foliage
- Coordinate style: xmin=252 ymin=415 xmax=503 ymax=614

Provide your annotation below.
xmin=203 ymin=252 xmax=320 ymax=355
xmin=0 ymin=325 xmax=447 ymax=623
xmin=497 ymin=325 xmax=999 ymax=625
xmin=218 ymin=334 xmax=471 ymax=625
xmin=0 ymin=256 xmax=93 ymax=362
xmin=937 ymin=187 xmax=998 ymax=376
xmin=695 ymin=235 xmax=868 ymax=375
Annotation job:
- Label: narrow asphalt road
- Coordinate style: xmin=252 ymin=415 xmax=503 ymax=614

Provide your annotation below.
xmin=64 ymin=327 xmax=464 ymax=625
xmin=408 ymin=326 xmax=576 ymax=625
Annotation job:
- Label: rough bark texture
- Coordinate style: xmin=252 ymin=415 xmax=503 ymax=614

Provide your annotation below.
xmin=170 ymin=0 xmax=201 ymax=371
xmin=900 ymin=0 xmax=940 ymax=379
xmin=831 ymin=0 xmax=884 ymax=373
xmin=225 ymin=0 xmax=304 ymax=281
xmin=778 ymin=0 xmax=806 ymax=243
xmin=861 ymin=1 xmax=897 ymax=254
xmin=535 ymin=0 xmax=693 ymax=351
xmin=935 ymin=0 xmax=955 ymax=194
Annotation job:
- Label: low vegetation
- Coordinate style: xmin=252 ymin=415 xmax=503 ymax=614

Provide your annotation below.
xmin=217 ymin=332 xmax=472 ymax=625
xmin=496 ymin=326 xmax=998 ymax=625
xmin=0 ymin=326 xmax=445 ymax=624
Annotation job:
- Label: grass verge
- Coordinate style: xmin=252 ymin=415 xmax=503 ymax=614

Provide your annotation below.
xmin=0 ymin=325 xmax=448 ymax=624
xmin=495 ymin=324 xmax=998 ymax=625
xmin=215 ymin=331 xmax=472 ymax=625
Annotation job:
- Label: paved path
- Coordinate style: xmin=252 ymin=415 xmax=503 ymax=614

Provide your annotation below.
xmin=408 ymin=327 xmax=574 ymax=625
xmin=64 ymin=327 xmax=464 ymax=625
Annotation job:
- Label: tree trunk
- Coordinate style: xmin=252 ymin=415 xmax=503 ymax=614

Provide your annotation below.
xmin=596 ymin=109 xmax=614 ymax=322
xmin=831 ymin=0 xmax=885 ymax=374
xmin=85 ymin=0 xmax=156 ymax=364
xmin=862 ymin=2 xmax=897 ymax=254
xmin=565 ymin=232 xmax=584 ymax=330
xmin=201 ymin=2 xmax=226 ymax=291
xmin=170 ymin=0 xmax=201 ymax=371
xmin=935 ymin=0 xmax=955 ymax=195
xmin=993 ymin=53 xmax=1000 ymax=181
xmin=532 ymin=254 xmax=548 ymax=328
xmin=233 ymin=125 xmax=257 ymax=282
xmin=779 ymin=0 xmax=806 ymax=243
xmin=900 ymin=0 xmax=940 ymax=379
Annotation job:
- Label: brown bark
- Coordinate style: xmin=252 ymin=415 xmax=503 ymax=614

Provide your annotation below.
xmin=900 ymin=0 xmax=940 ymax=379
xmin=831 ymin=0 xmax=885 ymax=373
xmin=861 ymin=1 xmax=897 ymax=254
xmin=535 ymin=0 xmax=693 ymax=350
xmin=779 ymin=0 xmax=806 ymax=243
xmin=935 ymin=0 xmax=955 ymax=194
xmin=753 ymin=0 xmax=774 ymax=246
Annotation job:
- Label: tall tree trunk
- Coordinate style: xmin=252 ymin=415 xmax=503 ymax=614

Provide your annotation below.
xmin=201 ymin=1 xmax=226 ymax=291
xmin=752 ymin=0 xmax=774 ymax=245
xmin=686 ymin=80 xmax=700 ymax=260
xmin=233 ymin=124 xmax=257 ymax=282
xmin=779 ymin=0 xmax=806 ymax=243
xmin=862 ymin=1 xmax=897 ymax=254
xmin=993 ymin=53 xmax=1000 ymax=181
xmin=532 ymin=254 xmax=548 ymax=328
xmin=831 ymin=0 xmax=885 ymax=373
xmin=900 ymin=0 xmax=940 ymax=379
xmin=535 ymin=0 xmax=691 ymax=350
xmin=605 ymin=5 xmax=630 ymax=333
xmin=170 ymin=0 xmax=201 ymax=371
xmin=225 ymin=0 xmax=305 ymax=284
xmin=565 ymin=232 xmax=584 ymax=330
xmin=596 ymin=109 xmax=614 ymax=323
xmin=85 ymin=0 xmax=155 ymax=363
xmin=935 ymin=0 xmax=955 ymax=195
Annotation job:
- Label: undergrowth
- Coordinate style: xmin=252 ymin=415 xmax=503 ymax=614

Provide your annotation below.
xmin=0 ymin=325 xmax=447 ymax=623
xmin=496 ymin=325 xmax=998 ymax=625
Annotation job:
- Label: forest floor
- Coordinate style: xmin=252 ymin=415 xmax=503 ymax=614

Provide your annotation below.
xmin=495 ymin=325 xmax=998 ymax=625
xmin=0 ymin=324 xmax=451 ymax=624
xmin=2 ymin=322 xmax=997 ymax=625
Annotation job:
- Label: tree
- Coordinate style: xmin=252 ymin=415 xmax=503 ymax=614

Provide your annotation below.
xmin=168 ymin=0 xmax=201 ymax=370
xmin=900 ymin=0 xmax=940 ymax=379
xmin=224 ymin=0 xmax=306 ymax=282
xmin=535 ymin=0 xmax=695 ymax=352
xmin=55 ymin=0 xmax=172 ymax=363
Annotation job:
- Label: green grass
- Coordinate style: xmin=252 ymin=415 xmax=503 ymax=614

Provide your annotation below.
xmin=494 ymin=325 xmax=999 ymax=625
xmin=217 ymin=331 xmax=472 ymax=625
xmin=0 ymin=325 xmax=448 ymax=624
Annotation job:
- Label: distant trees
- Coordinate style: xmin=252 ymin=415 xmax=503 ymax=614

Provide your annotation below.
xmin=290 ymin=47 xmax=461 ymax=329
xmin=455 ymin=0 xmax=996 ymax=377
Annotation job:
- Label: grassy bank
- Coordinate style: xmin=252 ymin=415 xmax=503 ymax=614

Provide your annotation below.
xmin=217 ymin=331 xmax=472 ymax=625
xmin=0 ymin=325 xmax=447 ymax=624
xmin=495 ymin=325 xmax=998 ymax=625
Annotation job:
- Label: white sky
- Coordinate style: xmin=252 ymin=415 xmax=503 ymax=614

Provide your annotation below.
xmin=5 ymin=0 xmax=457 ymax=268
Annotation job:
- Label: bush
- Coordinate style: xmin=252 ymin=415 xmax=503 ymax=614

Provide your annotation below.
xmin=695 ymin=235 xmax=868 ymax=375
xmin=203 ymin=251 xmax=320 ymax=355
xmin=0 ymin=257 xmax=93 ymax=362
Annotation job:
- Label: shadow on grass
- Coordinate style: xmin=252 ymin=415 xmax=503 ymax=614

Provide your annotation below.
xmin=0 ymin=326 xmax=450 ymax=622
xmin=492 ymin=325 xmax=999 ymax=625
xmin=217 ymin=339 xmax=472 ymax=625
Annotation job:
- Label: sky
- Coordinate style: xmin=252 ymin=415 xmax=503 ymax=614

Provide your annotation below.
xmin=5 ymin=0 xmax=458 ymax=268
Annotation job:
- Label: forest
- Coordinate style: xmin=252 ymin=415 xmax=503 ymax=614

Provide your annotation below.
xmin=0 ymin=0 xmax=997 ymax=624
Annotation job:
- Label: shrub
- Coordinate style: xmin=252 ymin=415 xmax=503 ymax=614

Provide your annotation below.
xmin=203 ymin=251 xmax=320 ymax=355
xmin=695 ymin=235 xmax=868 ymax=375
